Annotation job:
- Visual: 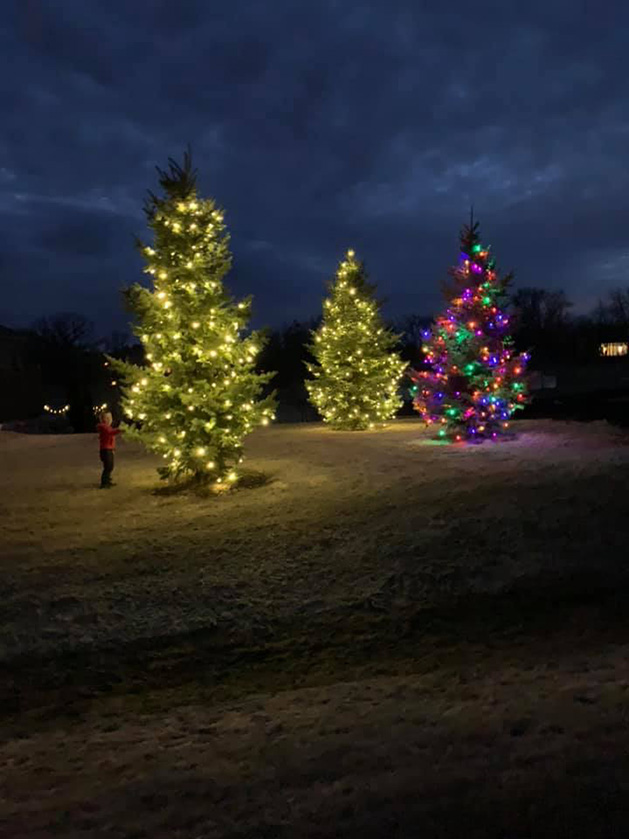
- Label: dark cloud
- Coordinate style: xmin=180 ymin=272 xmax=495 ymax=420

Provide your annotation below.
xmin=2 ymin=0 xmax=629 ymax=332
xmin=38 ymin=208 xmax=120 ymax=256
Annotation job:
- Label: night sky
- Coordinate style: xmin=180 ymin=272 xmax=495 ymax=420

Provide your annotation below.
xmin=3 ymin=1 xmax=629 ymax=337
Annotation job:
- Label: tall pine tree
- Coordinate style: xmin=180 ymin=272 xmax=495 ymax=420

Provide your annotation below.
xmin=412 ymin=220 xmax=529 ymax=441
xmin=111 ymin=152 xmax=275 ymax=484
xmin=306 ymin=250 xmax=405 ymax=430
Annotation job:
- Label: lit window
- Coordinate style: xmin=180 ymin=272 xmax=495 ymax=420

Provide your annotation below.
xmin=600 ymin=342 xmax=628 ymax=357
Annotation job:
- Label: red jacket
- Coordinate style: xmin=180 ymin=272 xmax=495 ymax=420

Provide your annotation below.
xmin=97 ymin=423 xmax=122 ymax=450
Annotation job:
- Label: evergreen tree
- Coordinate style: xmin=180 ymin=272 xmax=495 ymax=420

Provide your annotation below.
xmin=111 ymin=152 xmax=275 ymax=484
xmin=411 ymin=221 xmax=529 ymax=441
xmin=306 ymin=249 xmax=405 ymax=430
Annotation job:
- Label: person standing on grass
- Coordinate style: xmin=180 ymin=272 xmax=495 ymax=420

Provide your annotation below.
xmin=96 ymin=411 xmax=123 ymax=488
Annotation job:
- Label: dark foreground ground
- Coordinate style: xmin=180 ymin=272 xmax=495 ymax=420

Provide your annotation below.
xmin=1 ymin=419 xmax=629 ymax=838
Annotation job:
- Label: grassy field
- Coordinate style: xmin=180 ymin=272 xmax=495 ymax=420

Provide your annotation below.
xmin=2 ymin=418 xmax=629 ymax=837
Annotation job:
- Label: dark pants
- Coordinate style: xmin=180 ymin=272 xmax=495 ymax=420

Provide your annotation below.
xmin=100 ymin=449 xmax=114 ymax=486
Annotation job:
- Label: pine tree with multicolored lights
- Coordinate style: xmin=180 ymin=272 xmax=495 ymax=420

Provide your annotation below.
xmin=306 ymin=249 xmax=406 ymax=430
xmin=411 ymin=220 xmax=529 ymax=441
xmin=110 ymin=152 xmax=275 ymax=484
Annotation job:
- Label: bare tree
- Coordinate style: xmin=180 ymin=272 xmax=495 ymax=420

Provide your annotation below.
xmin=512 ymin=288 xmax=572 ymax=333
xmin=33 ymin=312 xmax=94 ymax=350
xmin=603 ymin=289 xmax=629 ymax=329
xmin=512 ymin=288 xmax=573 ymax=364
xmin=30 ymin=313 xmax=97 ymax=431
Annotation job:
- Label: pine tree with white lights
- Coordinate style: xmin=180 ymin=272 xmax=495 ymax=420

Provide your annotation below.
xmin=111 ymin=152 xmax=275 ymax=485
xmin=306 ymin=250 xmax=405 ymax=430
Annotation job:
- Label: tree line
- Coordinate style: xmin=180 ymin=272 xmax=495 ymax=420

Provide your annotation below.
xmin=6 ymin=284 xmax=626 ymax=430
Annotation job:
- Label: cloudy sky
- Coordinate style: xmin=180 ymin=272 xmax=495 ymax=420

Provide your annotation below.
xmin=3 ymin=0 xmax=629 ymax=335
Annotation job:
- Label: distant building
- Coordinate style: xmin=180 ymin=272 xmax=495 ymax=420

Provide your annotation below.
xmin=600 ymin=341 xmax=628 ymax=357
xmin=528 ymin=372 xmax=557 ymax=391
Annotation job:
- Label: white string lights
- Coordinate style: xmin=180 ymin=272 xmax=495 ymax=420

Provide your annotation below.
xmin=307 ymin=249 xmax=406 ymax=430
xmin=108 ymin=159 xmax=276 ymax=486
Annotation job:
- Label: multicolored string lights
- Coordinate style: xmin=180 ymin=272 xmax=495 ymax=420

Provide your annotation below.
xmin=411 ymin=222 xmax=529 ymax=441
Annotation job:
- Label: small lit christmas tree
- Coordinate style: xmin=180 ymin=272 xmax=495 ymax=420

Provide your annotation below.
xmin=412 ymin=220 xmax=529 ymax=441
xmin=111 ymin=152 xmax=275 ymax=484
xmin=306 ymin=250 xmax=405 ymax=430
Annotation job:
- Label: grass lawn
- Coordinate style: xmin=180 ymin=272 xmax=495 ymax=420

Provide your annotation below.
xmin=2 ymin=417 xmax=629 ymax=837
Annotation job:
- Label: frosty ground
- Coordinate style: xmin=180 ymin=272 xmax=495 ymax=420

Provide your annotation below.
xmin=2 ymin=418 xmax=629 ymax=838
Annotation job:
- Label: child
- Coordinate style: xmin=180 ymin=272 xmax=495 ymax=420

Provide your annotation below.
xmin=96 ymin=411 xmax=124 ymax=488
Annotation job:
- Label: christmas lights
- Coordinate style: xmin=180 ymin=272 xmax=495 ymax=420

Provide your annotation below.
xmin=306 ymin=249 xmax=406 ymax=430
xmin=109 ymin=152 xmax=276 ymax=483
xmin=43 ymin=404 xmax=70 ymax=416
xmin=411 ymin=221 xmax=529 ymax=441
